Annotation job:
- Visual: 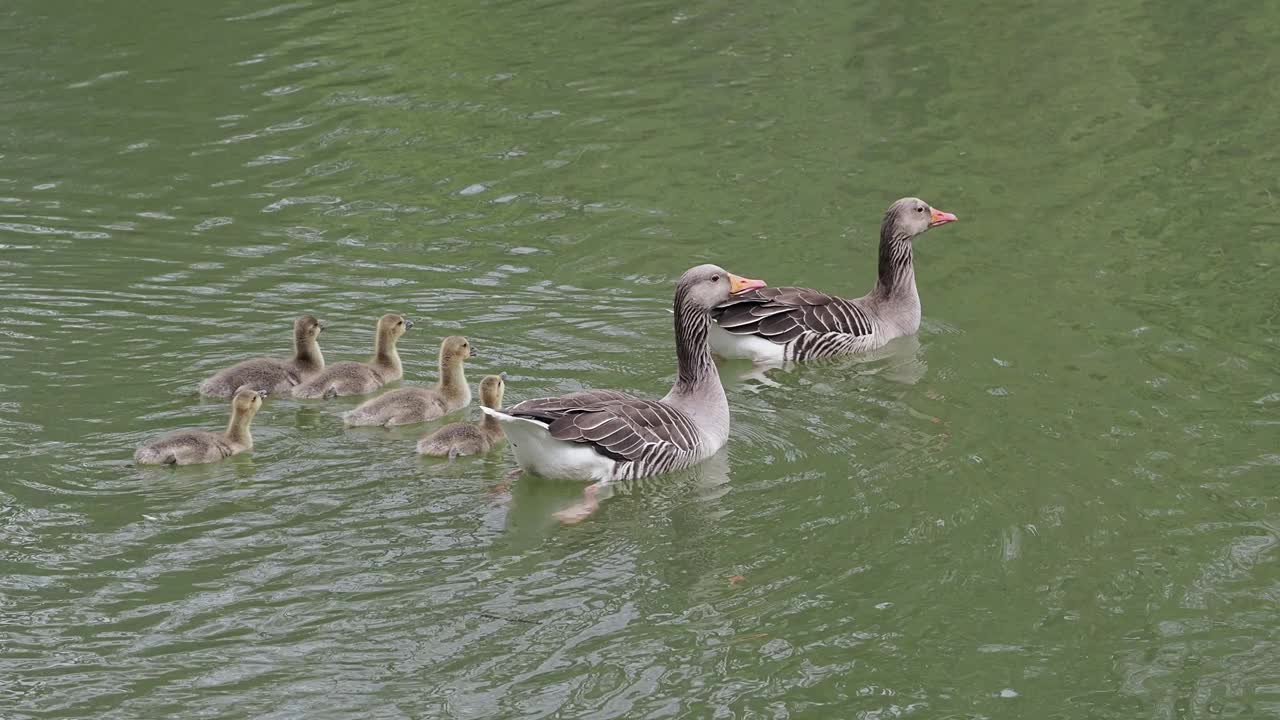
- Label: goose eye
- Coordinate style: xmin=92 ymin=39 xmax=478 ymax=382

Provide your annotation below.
xmin=917 ymin=206 xmax=925 ymax=213
xmin=711 ymin=274 xmax=720 ymax=282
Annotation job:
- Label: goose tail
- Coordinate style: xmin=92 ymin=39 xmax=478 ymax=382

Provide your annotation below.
xmin=481 ymin=406 xmax=548 ymax=432
xmin=481 ymin=406 xmax=553 ymax=455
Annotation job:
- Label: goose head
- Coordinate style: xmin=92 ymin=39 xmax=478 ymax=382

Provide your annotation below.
xmin=479 ymin=373 xmax=505 ymax=409
xmin=231 ymin=385 xmax=266 ymax=416
xmin=378 ymin=313 xmax=413 ymax=341
xmin=677 ymin=264 xmax=766 ymax=311
xmin=440 ymin=335 xmax=473 ymax=363
xmin=886 ymin=197 xmax=957 ymax=239
xmin=295 ymin=314 xmax=325 ymax=340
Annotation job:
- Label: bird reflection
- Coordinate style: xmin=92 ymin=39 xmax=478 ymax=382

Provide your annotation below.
xmin=727 ymin=333 xmax=927 ymax=387
xmin=497 ymin=445 xmax=733 ymax=531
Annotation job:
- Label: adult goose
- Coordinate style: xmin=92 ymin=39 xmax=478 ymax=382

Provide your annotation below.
xmin=710 ymin=197 xmax=956 ymax=363
xmin=483 ymin=264 xmax=765 ymax=522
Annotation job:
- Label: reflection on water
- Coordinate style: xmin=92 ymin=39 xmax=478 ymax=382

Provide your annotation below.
xmin=504 ymin=446 xmax=733 ymax=528
xmin=1 ymin=0 xmax=1278 ymax=716
xmin=733 ymin=333 xmax=928 ymax=387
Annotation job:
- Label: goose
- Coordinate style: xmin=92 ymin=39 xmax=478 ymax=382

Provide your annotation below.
xmin=417 ymin=373 xmax=507 ymax=459
xmin=342 ymin=335 xmax=473 ymax=427
xmin=291 ymin=314 xmax=412 ymax=399
xmin=134 ymin=386 xmax=265 ymax=465
xmin=710 ymin=197 xmax=956 ymax=363
xmin=483 ymin=264 xmax=765 ymax=522
xmin=198 ymin=315 xmax=325 ymax=397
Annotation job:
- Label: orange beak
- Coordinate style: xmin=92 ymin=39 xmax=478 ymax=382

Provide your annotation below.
xmin=728 ymin=273 xmax=766 ymax=294
xmin=929 ymin=207 xmax=958 ymax=228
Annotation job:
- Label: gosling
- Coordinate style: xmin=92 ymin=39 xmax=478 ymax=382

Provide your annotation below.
xmin=291 ymin=314 xmax=412 ymax=399
xmin=417 ymin=373 xmax=507 ymax=459
xmin=343 ymin=336 xmax=473 ymax=427
xmin=134 ymin=386 xmax=265 ymax=465
xmin=198 ymin=315 xmax=325 ymax=397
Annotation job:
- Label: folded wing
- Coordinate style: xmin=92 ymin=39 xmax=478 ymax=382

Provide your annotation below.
xmin=507 ymin=390 xmax=700 ymax=463
xmin=712 ymin=286 xmax=874 ymax=343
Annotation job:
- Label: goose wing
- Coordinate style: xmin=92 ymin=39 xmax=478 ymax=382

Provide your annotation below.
xmin=507 ymin=390 xmax=700 ymax=463
xmin=712 ymin=286 xmax=874 ymax=343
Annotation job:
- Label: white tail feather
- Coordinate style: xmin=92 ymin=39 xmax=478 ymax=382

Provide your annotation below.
xmin=481 ymin=407 xmax=614 ymax=481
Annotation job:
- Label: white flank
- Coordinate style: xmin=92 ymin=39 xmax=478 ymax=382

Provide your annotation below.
xmin=481 ymin=407 xmax=616 ymax=482
xmin=708 ymin=323 xmax=786 ymax=363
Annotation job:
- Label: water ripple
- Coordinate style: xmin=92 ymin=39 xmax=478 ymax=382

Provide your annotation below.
xmin=1 ymin=0 xmax=1279 ymax=716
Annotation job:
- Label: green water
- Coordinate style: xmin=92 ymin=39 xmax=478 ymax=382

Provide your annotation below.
xmin=2 ymin=0 xmax=1278 ymax=717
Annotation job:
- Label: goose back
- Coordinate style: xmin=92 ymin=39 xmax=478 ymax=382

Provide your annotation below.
xmin=505 ymin=389 xmax=706 ymax=480
xmin=712 ymin=287 xmax=888 ymax=361
xmin=134 ymin=430 xmax=235 ymax=465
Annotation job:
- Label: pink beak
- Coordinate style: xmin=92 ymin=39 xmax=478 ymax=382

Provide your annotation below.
xmin=728 ymin=273 xmax=767 ymax=294
xmin=929 ymin=207 xmax=958 ymax=228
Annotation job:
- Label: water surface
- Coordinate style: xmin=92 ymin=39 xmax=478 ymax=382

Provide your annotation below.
xmin=2 ymin=0 xmax=1278 ymax=717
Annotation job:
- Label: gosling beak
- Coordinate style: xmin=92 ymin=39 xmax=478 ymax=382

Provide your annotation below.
xmin=258 ymin=390 xmax=269 ymax=399
xmin=404 ymin=319 xmax=414 ymax=329
xmin=498 ymin=371 xmax=508 ymax=380
xmin=728 ymin=273 xmax=767 ymax=295
xmin=316 ymin=320 xmax=326 ymax=331
xmin=929 ymin=207 xmax=958 ymax=228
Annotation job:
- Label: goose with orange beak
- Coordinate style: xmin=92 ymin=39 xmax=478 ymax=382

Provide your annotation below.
xmin=711 ymin=197 xmax=957 ymax=363
xmin=483 ymin=264 xmax=764 ymax=523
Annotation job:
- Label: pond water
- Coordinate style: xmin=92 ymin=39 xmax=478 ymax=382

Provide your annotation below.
xmin=2 ymin=0 xmax=1277 ymax=717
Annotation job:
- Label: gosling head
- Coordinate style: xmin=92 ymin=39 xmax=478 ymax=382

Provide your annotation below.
xmin=676 ymin=264 xmax=766 ymax=312
xmin=295 ymin=314 xmax=325 ymax=340
xmin=294 ymin=311 xmax=325 ymax=335
xmin=884 ymin=197 xmax=957 ymax=240
xmin=378 ymin=313 xmax=413 ymax=341
xmin=231 ymin=385 xmax=267 ymax=416
xmin=440 ymin=335 xmax=473 ymax=364
xmin=478 ymin=373 xmax=506 ymax=409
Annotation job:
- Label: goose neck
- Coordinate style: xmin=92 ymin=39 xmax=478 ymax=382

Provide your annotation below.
xmin=226 ymin=408 xmax=254 ymax=447
xmin=479 ymin=412 xmax=504 ymax=437
xmin=373 ymin=334 xmax=401 ymax=379
xmin=438 ymin=353 xmax=467 ymax=398
xmin=671 ymin=293 xmax=718 ymax=394
xmin=664 ymin=292 xmax=729 ymax=444
xmin=872 ymin=225 xmax=918 ymax=301
xmin=294 ymin=333 xmax=323 ymax=372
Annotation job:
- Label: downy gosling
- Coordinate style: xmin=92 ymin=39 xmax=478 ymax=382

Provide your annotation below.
xmin=344 ymin=335 xmax=473 ymax=427
xmin=198 ymin=315 xmax=325 ymax=397
xmin=417 ymin=373 xmax=506 ymax=459
xmin=291 ymin=314 xmax=411 ymax=399
xmin=135 ymin=386 xmax=265 ymax=465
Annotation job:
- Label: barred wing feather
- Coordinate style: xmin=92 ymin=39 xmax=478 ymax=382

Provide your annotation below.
xmin=713 ymin=286 xmax=875 ymax=342
xmin=508 ymin=391 xmax=701 ymax=465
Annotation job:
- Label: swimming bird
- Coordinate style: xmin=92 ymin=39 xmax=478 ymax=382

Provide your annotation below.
xmin=198 ymin=315 xmax=325 ymax=397
xmin=134 ymin=386 xmax=265 ymax=465
xmin=483 ymin=264 xmax=765 ymax=523
xmin=342 ymin=335 xmax=473 ymax=427
xmin=710 ymin=197 xmax=956 ymax=363
xmin=291 ymin=314 xmax=411 ymax=399
xmin=417 ymin=373 xmax=507 ymax=459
